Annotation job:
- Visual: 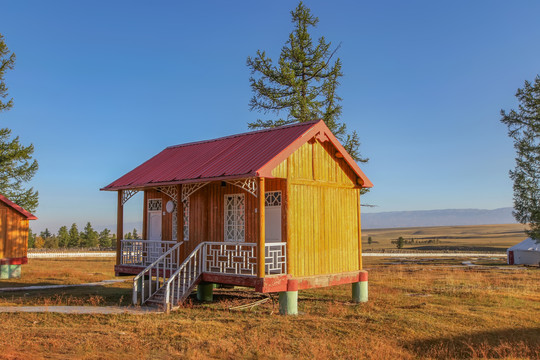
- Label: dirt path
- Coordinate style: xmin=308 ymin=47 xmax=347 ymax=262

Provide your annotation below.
xmin=0 ymin=305 xmax=160 ymax=314
xmin=0 ymin=279 xmax=128 ymax=292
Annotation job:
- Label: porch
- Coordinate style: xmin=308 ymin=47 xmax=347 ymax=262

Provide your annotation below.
xmin=117 ymin=239 xmax=287 ymax=277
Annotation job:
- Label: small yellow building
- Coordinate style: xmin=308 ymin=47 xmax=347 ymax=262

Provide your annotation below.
xmin=0 ymin=194 xmax=37 ymax=279
xmin=102 ymin=120 xmax=372 ymax=313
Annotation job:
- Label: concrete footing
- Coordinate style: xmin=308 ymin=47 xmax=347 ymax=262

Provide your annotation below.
xmin=352 ymin=277 xmax=368 ymax=303
xmin=197 ymin=282 xmax=214 ymax=302
xmin=0 ymin=264 xmax=21 ymax=279
xmin=279 ymin=290 xmax=298 ymax=315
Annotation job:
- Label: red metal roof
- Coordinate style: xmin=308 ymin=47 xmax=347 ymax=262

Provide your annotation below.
xmin=0 ymin=194 xmax=38 ymax=220
xmin=102 ymin=120 xmax=372 ymax=190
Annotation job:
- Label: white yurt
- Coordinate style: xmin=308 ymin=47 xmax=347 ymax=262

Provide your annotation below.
xmin=507 ymin=238 xmax=540 ymax=265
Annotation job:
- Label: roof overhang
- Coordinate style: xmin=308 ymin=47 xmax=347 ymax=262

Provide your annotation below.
xmin=0 ymin=194 xmax=38 ymax=220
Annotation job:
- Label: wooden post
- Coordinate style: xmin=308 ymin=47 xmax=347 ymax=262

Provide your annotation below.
xmin=357 ymin=188 xmax=362 ymax=270
xmin=177 ymin=185 xmax=184 ymax=260
xmin=117 ymin=190 xmax=124 ymax=266
xmin=258 ymin=177 xmax=266 ymax=278
xmin=142 ymin=190 xmax=148 ymax=239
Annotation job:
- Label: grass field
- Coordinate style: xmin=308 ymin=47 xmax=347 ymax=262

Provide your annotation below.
xmin=0 ymin=255 xmax=539 ymax=359
xmin=362 ymin=223 xmax=528 ymax=252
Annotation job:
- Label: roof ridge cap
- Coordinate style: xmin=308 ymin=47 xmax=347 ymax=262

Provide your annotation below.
xmin=166 ymin=120 xmax=320 ymax=150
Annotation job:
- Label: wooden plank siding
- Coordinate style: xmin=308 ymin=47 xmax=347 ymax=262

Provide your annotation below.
xmin=272 ymin=138 xmax=363 ymax=277
xmin=143 ymin=179 xmax=285 ymax=260
xmin=0 ymin=202 xmax=30 ymax=259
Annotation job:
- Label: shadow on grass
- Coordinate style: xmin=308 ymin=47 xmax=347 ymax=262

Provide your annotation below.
xmin=406 ymin=327 xmax=540 ymax=359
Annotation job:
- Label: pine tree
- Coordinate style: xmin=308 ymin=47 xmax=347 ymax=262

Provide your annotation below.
xmin=57 ymin=226 xmax=69 ymax=248
xmin=0 ymin=34 xmax=15 ymax=112
xmin=28 ymin=228 xmax=36 ymax=248
xmin=40 ymin=228 xmax=51 ymax=239
xmin=246 ymin=2 xmax=367 ymax=162
xmin=67 ymin=223 xmax=80 ymax=248
xmin=501 ymin=75 xmax=540 ymax=241
xmin=0 ymin=34 xmax=39 ymax=212
xmin=99 ymin=228 xmax=112 ymax=248
xmin=132 ymin=228 xmax=140 ymax=240
xmin=81 ymin=222 xmax=98 ymax=248
xmin=396 ymin=236 xmax=404 ymax=249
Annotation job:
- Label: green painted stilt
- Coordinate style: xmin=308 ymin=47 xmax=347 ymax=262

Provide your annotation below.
xmin=197 ymin=282 xmax=214 ymax=302
xmin=352 ymin=271 xmax=368 ymax=303
xmin=279 ymin=279 xmax=299 ymax=315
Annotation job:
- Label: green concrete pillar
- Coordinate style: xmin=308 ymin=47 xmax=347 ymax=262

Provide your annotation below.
xmin=197 ymin=282 xmax=214 ymax=302
xmin=0 ymin=265 xmax=8 ymax=279
xmin=0 ymin=264 xmax=21 ymax=279
xmin=9 ymin=265 xmax=21 ymax=279
xmin=352 ymin=271 xmax=368 ymax=303
xmin=279 ymin=290 xmax=298 ymax=315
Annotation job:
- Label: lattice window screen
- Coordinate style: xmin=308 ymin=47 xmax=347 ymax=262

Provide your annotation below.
xmin=148 ymin=199 xmax=162 ymax=211
xmin=172 ymin=208 xmax=177 ymax=241
xmin=183 ymin=199 xmax=190 ymax=241
xmin=265 ymin=191 xmax=282 ymax=207
xmin=224 ymin=194 xmax=245 ymax=242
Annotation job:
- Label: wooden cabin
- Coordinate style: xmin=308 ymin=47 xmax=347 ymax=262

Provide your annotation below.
xmin=0 ymin=194 xmax=37 ymax=279
xmin=101 ymin=120 xmax=373 ymax=313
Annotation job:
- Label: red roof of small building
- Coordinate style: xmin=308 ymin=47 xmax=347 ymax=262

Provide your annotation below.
xmin=102 ymin=120 xmax=373 ymax=190
xmin=0 ymin=194 xmax=38 ymax=220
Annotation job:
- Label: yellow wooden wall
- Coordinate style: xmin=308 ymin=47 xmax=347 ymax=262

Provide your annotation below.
xmin=0 ymin=203 xmax=30 ymax=259
xmin=272 ymin=139 xmax=362 ymax=277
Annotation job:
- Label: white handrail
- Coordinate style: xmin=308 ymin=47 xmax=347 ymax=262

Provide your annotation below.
xmin=132 ymin=241 xmax=183 ymax=305
xmin=163 ymin=242 xmax=206 ymax=311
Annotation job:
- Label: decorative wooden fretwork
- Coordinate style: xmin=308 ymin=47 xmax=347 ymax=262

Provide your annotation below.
xmin=156 ymin=186 xmax=179 ymax=204
xmin=265 ymin=191 xmax=282 ymax=207
xmin=204 ymin=242 xmax=257 ymax=276
xmin=183 ymin=198 xmax=190 ymax=241
xmin=181 ymin=182 xmax=209 ymax=202
xmin=265 ymin=243 xmax=287 ymax=275
xmin=148 ymin=199 xmax=162 ymax=211
xmin=121 ymin=190 xmax=139 ymax=206
xmin=172 ymin=208 xmax=177 ymax=241
xmin=224 ymin=194 xmax=245 ymax=242
xmin=225 ymin=178 xmax=257 ymax=197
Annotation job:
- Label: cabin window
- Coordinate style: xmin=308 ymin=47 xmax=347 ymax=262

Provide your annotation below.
xmin=224 ymin=194 xmax=245 ymax=242
xmin=183 ymin=199 xmax=190 ymax=241
xmin=265 ymin=191 xmax=282 ymax=207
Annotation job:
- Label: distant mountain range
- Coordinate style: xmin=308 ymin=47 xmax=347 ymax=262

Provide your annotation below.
xmin=87 ymin=208 xmax=518 ymax=234
xmin=362 ymin=207 xmax=516 ymax=229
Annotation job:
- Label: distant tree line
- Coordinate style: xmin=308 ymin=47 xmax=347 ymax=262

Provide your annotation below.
xmin=391 ymin=237 xmax=442 ymax=249
xmin=28 ymin=223 xmax=141 ymax=249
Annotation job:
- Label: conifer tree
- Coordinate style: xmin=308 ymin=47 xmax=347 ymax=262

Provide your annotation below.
xmin=68 ymin=223 xmax=80 ymax=248
xmin=247 ymin=2 xmax=367 ymax=162
xmin=132 ymin=228 xmax=140 ymax=240
xmin=501 ymin=75 xmax=540 ymax=241
xmin=0 ymin=34 xmax=38 ymax=211
xmin=99 ymin=228 xmax=112 ymax=248
xmin=57 ymin=226 xmax=69 ymax=248
xmin=81 ymin=222 xmax=99 ymax=247
xmin=28 ymin=228 xmax=36 ymax=248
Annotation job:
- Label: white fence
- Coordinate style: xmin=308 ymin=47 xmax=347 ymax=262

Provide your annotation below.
xmin=28 ymin=252 xmax=115 ymax=258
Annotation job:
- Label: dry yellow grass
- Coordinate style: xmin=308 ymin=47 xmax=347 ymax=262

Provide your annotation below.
xmin=0 ymin=256 xmax=539 ymax=359
xmin=363 ymin=223 xmax=528 ymax=251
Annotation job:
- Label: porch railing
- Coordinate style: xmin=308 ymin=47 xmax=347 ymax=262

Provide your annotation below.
xmin=121 ymin=240 xmax=177 ymax=266
xmin=204 ymin=242 xmax=287 ymax=276
xmin=132 ymin=241 xmax=183 ymax=305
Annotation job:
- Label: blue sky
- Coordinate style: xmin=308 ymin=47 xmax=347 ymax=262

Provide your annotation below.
xmin=2 ymin=1 xmax=539 ymax=233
